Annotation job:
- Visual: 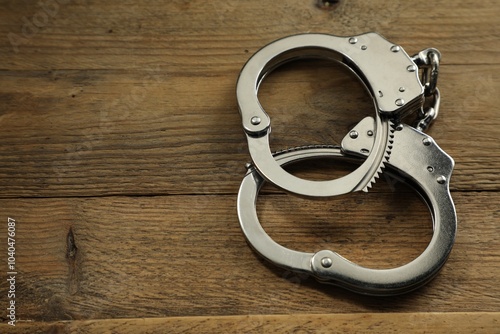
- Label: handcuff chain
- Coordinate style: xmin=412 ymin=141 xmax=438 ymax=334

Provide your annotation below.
xmin=411 ymin=48 xmax=441 ymax=132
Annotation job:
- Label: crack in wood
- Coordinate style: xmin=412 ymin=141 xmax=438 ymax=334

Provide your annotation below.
xmin=66 ymin=227 xmax=79 ymax=296
xmin=66 ymin=227 xmax=78 ymax=261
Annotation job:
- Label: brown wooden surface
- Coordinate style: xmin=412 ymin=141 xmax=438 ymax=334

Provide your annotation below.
xmin=7 ymin=313 xmax=500 ymax=334
xmin=0 ymin=0 xmax=499 ymax=332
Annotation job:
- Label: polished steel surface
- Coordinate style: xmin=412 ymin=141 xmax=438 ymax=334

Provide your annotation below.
xmin=236 ymin=32 xmax=424 ymax=197
xmin=237 ymin=138 xmax=456 ymax=295
xmin=236 ymin=32 xmax=456 ymax=295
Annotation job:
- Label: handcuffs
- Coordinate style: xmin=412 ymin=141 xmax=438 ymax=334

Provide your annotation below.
xmin=236 ymin=32 xmax=456 ymax=296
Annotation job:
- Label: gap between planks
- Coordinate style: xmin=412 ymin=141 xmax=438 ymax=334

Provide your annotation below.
xmin=7 ymin=312 xmax=500 ymax=333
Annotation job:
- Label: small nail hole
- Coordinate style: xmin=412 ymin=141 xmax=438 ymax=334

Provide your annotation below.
xmin=317 ymin=0 xmax=340 ymax=9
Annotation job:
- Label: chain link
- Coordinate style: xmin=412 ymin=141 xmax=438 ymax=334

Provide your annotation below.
xmin=411 ymin=48 xmax=441 ymax=131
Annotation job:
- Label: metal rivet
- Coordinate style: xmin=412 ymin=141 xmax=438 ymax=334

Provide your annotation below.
xmin=321 ymin=257 xmax=332 ymax=268
xmin=422 ymin=137 xmax=432 ymax=146
xmin=348 ymin=37 xmax=358 ymax=44
xmin=395 ymin=124 xmax=404 ymax=131
xmin=395 ymin=98 xmax=405 ymax=106
xmin=361 ymin=45 xmax=367 ymax=50
xmin=427 ymin=166 xmax=434 ymax=172
xmin=390 ymin=45 xmax=400 ymax=52
xmin=245 ymin=162 xmax=252 ymax=170
xmin=251 ymin=116 xmax=261 ymax=125
xmin=407 ymin=65 xmax=417 ymax=72
xmin=437 ymin=176 xmax=447 ymax=184
xmin=349 ymin=130 xmax=359 ymax=139
xmin=367 ymin=130 xmax=374 ymax=137
xmin=399 ymin=87 xmax=406 ymax=92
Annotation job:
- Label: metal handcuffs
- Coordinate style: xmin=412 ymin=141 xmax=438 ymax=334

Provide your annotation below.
xmin=236 ymin=32 xmax=456 ymax=295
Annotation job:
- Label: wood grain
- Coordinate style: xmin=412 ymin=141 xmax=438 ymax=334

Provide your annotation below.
xmin=0 ymin=192 xmax=498 ymax=322
xmin=0 ymin=0 xmax=499 ymax=332
xmin=0 ymin=0 xmax=498 ymax=70
xmin=7 ymin=313 xmax=500 ymax=334
xmin=0 ymin=64 xmax=498 ymax=197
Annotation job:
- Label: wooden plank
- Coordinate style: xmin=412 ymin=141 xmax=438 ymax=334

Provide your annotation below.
xmin=0 ymin=192 xmax=498 ymax=321
xmin=0 ymin=0 xmax=498 ymax=330
xmin=0 ymin=63 xmax=498 ymax=197
xmin=0 ymin=0 xmax=498 ymax=70
xmin=7 ymin=312 xmax=500 ymax=333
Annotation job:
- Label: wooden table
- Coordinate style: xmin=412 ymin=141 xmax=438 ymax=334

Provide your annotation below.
xmin=1 ymin=0 xmax=499 ymax=332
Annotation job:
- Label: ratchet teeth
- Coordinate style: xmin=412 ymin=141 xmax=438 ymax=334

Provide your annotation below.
xmin=386 ymin=126 xmax=395 ymax=160
xmin=361 ymin=162 xmax=386 ymax=192
xmin=361 ymin=120 xmax=396 ymax=192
